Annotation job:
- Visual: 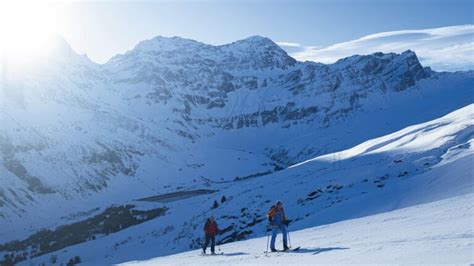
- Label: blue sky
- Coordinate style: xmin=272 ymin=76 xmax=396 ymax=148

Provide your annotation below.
xmin=56 ymin=0 xmax=473 ymax=63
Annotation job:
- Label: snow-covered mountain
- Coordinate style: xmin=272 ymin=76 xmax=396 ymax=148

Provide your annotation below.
xmin=0 ymin=35 xmax=472 ymax=265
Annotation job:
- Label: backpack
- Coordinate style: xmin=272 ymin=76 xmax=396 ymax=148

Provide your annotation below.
xmin=266 ymin=205 xmax=277 ymax=222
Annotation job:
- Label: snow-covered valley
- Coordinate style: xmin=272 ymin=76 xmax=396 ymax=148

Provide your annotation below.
xmin=0 ymin=34 xmax=473 ymax=265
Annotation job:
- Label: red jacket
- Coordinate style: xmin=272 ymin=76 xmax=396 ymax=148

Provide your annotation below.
xmin=204 ymin=219 xmax=219 ymax=235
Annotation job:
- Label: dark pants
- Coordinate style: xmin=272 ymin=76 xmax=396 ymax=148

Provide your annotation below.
xmin=203 ymin=234 xmax=216 ymax=253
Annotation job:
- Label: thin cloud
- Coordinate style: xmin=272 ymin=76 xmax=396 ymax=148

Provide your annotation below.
xmin=280 ymin=25 xmax=474 ymax=72
xmin=276 ymin=41 xmax=301 ymax=47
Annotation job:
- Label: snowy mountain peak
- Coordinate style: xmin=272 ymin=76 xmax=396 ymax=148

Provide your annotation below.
xmin=219 ymin=35 xmax=297 ymax=70
xmin=336 ymin=49 xmax=419 ymax=65
xmin=392 ymin=49 xmax=421 ymax=65
xmin=46 ymin=35 xmax=94 ymax=65
xmin=0 ymin=34 xmax=94 ymax=73
xmin=227 ymin=35 xmax=278 ymax=48
xmin=332 ymin=49 xmax=429 ymax=86
xmin=49 ymin=35 xmax=76 ymax=55
xmin=400 ymin=49 xmax=416 ymax=57
xmin=133 ymin=35 xmax=209 ymax=52
xmin=106 ymin=35 xmax=297 ymax=72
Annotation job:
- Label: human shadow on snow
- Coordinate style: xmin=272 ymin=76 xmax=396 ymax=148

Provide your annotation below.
xmin=292 ymin=247 xmax=349 ymax=255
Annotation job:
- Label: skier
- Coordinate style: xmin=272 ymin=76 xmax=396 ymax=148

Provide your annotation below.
xmin=267 ymin=200 xmax=289 ymax=252
xmin=202 ymin=216 xmax=219 ymax=255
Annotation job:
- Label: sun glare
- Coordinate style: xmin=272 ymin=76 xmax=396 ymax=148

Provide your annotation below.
xmin=0 ymin=0 xmax=58 ymax=66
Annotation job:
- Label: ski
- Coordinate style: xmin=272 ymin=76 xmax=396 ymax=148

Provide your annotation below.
xmin=280 ymin=246 xmax=301 ymax=252
xmin=200 ymin=252 xmax=224 ymax=256
xmin=265 ymin=246 xmax=301 ymax=254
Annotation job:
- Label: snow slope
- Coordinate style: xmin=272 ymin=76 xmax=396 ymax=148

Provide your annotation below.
xmin=19 ymin=104 xmax=473 ymax=265
xmin=123 ymin=193 xmax=474 ymax=265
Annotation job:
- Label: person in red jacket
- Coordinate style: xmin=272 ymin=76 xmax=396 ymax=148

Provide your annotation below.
xmin=202 ymin=216 xmax=219 ymax=254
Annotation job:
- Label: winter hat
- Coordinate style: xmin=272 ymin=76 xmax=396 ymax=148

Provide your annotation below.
xmin=276 ymin=200 xmax=282 ymax=206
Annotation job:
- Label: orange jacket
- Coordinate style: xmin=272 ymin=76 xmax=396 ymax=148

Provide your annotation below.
xmin=266 ymin=205 xmax=286 ymax=224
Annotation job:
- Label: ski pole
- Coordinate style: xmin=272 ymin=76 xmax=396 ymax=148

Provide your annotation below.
xmin=265 ymin=225 xmax=270 ymax=255
xmin=287 ymin=225 xmax=291 ymax=248
xmin=218 ymin=233 xmax=221 ymax=252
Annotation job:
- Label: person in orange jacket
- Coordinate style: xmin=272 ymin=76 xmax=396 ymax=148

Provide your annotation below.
xmin=267 ymin=200 xmax=289 ymax=252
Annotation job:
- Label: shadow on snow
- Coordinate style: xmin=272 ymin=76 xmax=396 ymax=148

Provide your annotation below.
xmin=222 ymin=252 xmax=249 ymax=256
xmin=293 ymin=247 xmax=349 ymax=255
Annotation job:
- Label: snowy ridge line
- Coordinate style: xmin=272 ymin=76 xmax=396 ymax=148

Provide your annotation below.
xmin=289 ymin=104 xmax=474 ymax=168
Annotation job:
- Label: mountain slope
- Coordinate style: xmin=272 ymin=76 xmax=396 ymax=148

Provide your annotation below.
xmin=13 ymin=104 xmax=473 ymax=265
xmin=122 ymin=193 xmax=474 ymax=265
